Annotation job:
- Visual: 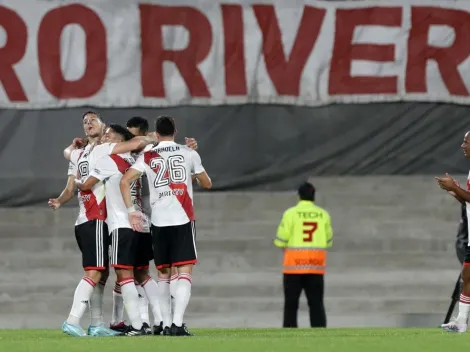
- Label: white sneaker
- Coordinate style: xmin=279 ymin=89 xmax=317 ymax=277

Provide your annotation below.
xmin=440 ymin=320 xmax=467 ymax=333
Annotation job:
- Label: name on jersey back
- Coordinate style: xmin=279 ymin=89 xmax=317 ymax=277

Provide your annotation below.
xmin=155 ymin=145 xmax=180 ymax=153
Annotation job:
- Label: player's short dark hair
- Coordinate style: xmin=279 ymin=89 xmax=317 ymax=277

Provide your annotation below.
xmin=82 ymin=110 xmax=103 ymax=122
xmin=155 ymin=116 xmax=176 ymax=136
xmin=126 ymin=116 xmax=149 ymax=135
xmin=298 ymin=182 xmax=316 ymax=201
xmin=109 ymin=123 xmax=134 ymax=141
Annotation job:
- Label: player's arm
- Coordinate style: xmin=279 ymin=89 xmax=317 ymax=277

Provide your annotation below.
xmin=111 ymin=135 xmax=158 ymax=155
xmin=274 ymin=210 xmax=293 ymax=248
xmin=77 ymin=156 xmax=115 ymax=191
xmin=49 ymin=160 xmax=79 ymax=209
xmin=444 ymin=179 xmax=465 ymax=204
xmin=120 ymin=165 xmax=145 ymax=232
xmin=48 ymin=175 xmax=76 ymax=210
xmin=120 ymin=155 xmax=145 ymax=210
xmin=63 ymin=138 xmax=87 ymax=161
xmin=194 ymin=172 xmax=211 ymax=189
xmin=436 ymin=174 xmax=470 ymax=203
xmin=76 ymin=176 xmax=100 ymax=192
xmin=449 ymin=191 xmax=465 ymax=205
xmin=190 ymin=150 xmax=212 ymax=189
xmin=450 ymin=187 xmax=470 ymax=203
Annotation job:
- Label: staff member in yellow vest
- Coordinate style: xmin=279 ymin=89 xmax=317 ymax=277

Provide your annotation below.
xmin=274 ymin=182 xmax=333 ymax=328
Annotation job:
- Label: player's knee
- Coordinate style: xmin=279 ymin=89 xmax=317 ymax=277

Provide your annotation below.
xmin=463 ymin=265 xmax=470 ymax=283
xmin=158 ymin=267 xmax=171 ymax=279
xmin=134 ymin=269 xmax=150 ymax=284
xmin=176 ymin=264 xmax=192 ymax=274
xmin=84 ymin=269 xmax=102 ymax=283
xmin=115 ymin=268 xmax=134 ymax=281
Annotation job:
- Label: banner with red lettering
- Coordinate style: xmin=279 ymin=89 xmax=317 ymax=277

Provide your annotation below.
xmin=2 ymin=0 xmax=470 ymax=108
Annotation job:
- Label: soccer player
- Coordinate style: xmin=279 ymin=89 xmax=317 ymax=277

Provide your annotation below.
xmin=126 ymin=116 xmax=183 ymax=334
xmin=76 ymin=124 xmax=150 ymax=336
xmin=50 ymin=114 xmax=120 ymax=337
xmin=436 ymin=131 xmax=470 ymax=332
xmin=61 ymin=112 xmax=159 ymax=337
xmin=125 ymin=116 xmax=164 ymax=334
xmin=120 ymin=116 xmax=212 ymax=336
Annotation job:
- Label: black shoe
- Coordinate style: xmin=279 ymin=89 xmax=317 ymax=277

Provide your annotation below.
xmin=142 ymin=322 xmax=152 ymax=335
xmin=153 ymin=322 xmax=163 ymax=335
xmin=109 ymin=321 xmax=129 ymax=333
xmin=124 ymin=325 xmax=146 ymax=336
xmin=170 ymin=323 xmax=194 ymax=336
xmin=162 ymin=326 xmax=172 ymax=336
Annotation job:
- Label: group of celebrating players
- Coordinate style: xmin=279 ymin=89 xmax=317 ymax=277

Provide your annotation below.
xmin=48 ymin=112 xmax=211 ymax=337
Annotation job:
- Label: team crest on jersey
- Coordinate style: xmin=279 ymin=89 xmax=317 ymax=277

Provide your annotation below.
xmin=78 ymin=161 xmax=89 ymax=178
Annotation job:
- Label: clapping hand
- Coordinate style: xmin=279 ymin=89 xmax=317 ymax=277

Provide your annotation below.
xmin=435 ymin=173 xmax=458 ymax=192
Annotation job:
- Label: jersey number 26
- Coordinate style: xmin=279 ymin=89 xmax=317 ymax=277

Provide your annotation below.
xmin=150 ymin=155 xmax=186 ymax=188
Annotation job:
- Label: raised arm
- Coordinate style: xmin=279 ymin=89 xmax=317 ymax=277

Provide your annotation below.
xmin=111 ymin=135 xmax=157 ymax=155
xmin=63 ymin=138 xmax=87 ymax=161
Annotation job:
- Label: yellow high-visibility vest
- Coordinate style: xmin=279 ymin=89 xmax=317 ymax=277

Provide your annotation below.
xmin=274 ymin=201 xmax=333 ymax=274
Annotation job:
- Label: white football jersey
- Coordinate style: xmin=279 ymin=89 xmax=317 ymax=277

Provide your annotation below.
xmin=131 ymin=141 xmax=205 ymax=227
xmin=69 ymin=143 xmax=117 ymax=225
xmin=466 ymin=172 xmax=470 ymax=238
xmin=132 ymin=144 xmax=155 ymax=216
xmin=89 ymin=153 xmax=149 ymax=233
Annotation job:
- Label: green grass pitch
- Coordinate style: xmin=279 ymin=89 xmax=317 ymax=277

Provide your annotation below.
xmin=0 ymin=328 xmax=468 ymax=352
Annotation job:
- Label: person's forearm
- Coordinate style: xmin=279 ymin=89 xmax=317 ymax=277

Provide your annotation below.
xmin=120 ymin=180 xmax=134 ymax=209
xmin=452 ymin=186 xmax=470 ymax=203
xmin=453 ymin=194 xmax=466 ymax=205
xmin=57 ymin=189 xmax=74 ymax=205
xmin=113 ymin=136 xmax=157 ymax=154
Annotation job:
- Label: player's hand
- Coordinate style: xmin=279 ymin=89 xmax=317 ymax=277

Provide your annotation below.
xmin=146 ymin=132 xmax=158 ymax=144
xmin=435 ymin=173 xmax=458 ymax=191
xmin=72 ymin=137 xmax=86 ymax=149
xmin=185 ymin=137 xmax=198 ymax=150
xmin=48 ymin=198 xmax=61 ymax=210
xmin=129 ymin=211 xmax=144 ymax=232
xmin=447 ymin=180 xmax=460 ymax=197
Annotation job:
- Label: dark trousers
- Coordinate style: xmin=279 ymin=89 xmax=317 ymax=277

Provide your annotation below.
xmin=283 ymin=273 xmax=326 ymax=328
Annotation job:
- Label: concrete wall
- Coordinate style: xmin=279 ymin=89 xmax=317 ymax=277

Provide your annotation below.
xmin=0 ymin=176 xmax=463 ymax=329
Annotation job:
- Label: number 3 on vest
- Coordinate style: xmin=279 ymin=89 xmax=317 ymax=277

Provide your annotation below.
xmin=302 ymin=221 xmax=318 ymax=242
